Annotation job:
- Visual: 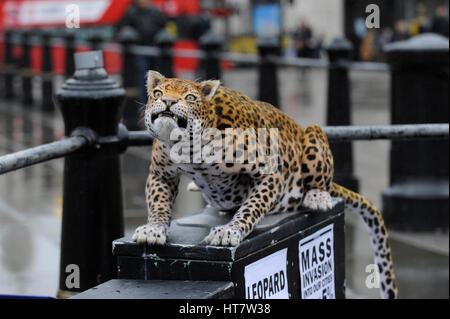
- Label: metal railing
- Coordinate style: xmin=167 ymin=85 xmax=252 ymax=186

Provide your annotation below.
xmin=0 ymin=135 xmax=87 ymax=174
xmin=1 ymin=123 xmax=448 ymax=176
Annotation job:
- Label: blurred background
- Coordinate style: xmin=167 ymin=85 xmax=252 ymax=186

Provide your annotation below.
xmin=0 ymin=0 xmax=448 ymax=299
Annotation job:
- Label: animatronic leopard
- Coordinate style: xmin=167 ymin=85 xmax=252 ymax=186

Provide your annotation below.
xmin=132 ymin=71 xmax=398 ymax=299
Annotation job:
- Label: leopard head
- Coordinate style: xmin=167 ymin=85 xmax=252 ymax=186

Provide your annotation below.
xmin=144 ymin=71 xmax=220 ymax=143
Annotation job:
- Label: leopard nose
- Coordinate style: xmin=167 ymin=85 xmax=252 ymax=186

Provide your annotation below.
xmin=162 ymin=97 xmax=178 ymax=106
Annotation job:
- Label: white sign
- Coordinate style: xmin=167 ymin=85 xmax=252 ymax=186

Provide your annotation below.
xmin=299 ymin=224 xmax=335 ymax=299
xmin=244 ymin=249 xmax=289 ymax=299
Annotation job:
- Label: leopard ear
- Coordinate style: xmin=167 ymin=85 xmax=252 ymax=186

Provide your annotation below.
xmin=198 ymin=80 xmax=220 ymax=101
xmin=146 ymin=71 xmax=165 ymax=91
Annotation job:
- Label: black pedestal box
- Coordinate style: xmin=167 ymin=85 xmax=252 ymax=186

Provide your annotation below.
xmin=112 ymin=198 xmax=345 ymax=299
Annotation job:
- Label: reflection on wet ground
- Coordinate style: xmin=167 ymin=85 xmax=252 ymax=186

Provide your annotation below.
xmin=0 ymin=69 xmax=448 ymax=298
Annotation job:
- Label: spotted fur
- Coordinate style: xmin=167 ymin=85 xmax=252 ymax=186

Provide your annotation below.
xmin=131 ymin=71 xmax=398 ymax=299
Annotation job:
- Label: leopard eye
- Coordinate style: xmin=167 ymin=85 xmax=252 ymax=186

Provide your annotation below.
xmin=185 ymin=94 xmax=197 ymax=102
xmin=153 ymin=90 xmax=163 ymax=99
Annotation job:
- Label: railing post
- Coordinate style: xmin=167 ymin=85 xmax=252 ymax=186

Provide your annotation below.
xmin=382 ymin=33 xmax=449 ymax=231
xmin=88 ymin=32 xmax=103 ymax=51
xmin=64 ymin=30 xmax=76 ymax=78
xmin=3 ymin=29 xmax=15 ymax=100
xmin=258 ymin=37 xmax=280 ymax=108
xmin=118 ymin=27 xmax=140 ymax=130
xmin=41 ymin=30 xmax=54 ymax=112
xmin=199 ymin=31 xmax=223 ymax=80
xmin=55 ymin=51 xmax=126 ymax=297
xmin=155 ymin=30 xmax=174 ymax=78
xmin=20 ymin=29 xmax=33 ymax=106
xmin=325 ymin=37 xmax=359 ymax=192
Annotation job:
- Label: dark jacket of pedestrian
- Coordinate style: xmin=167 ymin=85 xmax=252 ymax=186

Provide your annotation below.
xmin=431 ymin=15 xmax=449 ymax=38
xmin=118 ymin=4 xmax=167 ymax=45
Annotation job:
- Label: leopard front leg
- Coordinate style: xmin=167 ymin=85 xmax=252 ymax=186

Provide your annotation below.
xmin=132 ymin=140 xmax=180 ymax=245
xmin=204 ymin=174 xmax=282 ymax=246
xmin=132 ymin=171 xmax=179 ymax=245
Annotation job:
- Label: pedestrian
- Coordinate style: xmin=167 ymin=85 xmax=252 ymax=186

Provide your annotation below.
xmin=377 ymin=27 xmax=394 ymax=60
xmin=351 ymin=17 xmax=367 ymax=60
xmin=193 ymin=9 xmax=212 ymax=41
xmin=359 ymin=29 xmax=377 ymax=61
xmin=393 ymin=20 xmax=410 ymax=41
xmin=194 ymin=9 xmax=213 ymax=80
xmin=409 ymin=3 xmax=428 ymax=36
xmin=295 ymin=20 xmax=314 ymax=58
xmin=430 ymin=5 xmax=449 ymax=38
xmin=117 ymin=0 xmax=167 ymax=103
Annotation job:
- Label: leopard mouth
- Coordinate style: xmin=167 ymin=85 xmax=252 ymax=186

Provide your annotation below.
xmin=152 ymin=110 xmax=188 ymax=129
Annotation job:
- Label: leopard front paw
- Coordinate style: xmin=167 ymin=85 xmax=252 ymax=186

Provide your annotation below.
xmin=131 ymin=223 xmax=169 ymax=245
xmin=203 ymin=224 xmax=243 ymax=246
xmin=302 ymin=189 xmax=333 ymax=211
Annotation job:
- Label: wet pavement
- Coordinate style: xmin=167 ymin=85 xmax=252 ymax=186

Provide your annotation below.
xmin=0 ymin=68 xmax=448 ymax=298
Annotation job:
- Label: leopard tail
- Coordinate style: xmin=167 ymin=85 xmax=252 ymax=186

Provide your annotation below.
xmin=330 ymin=182 xmax=398 ymax=299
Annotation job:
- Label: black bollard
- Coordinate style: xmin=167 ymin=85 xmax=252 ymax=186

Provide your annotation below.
xmin=382 ymin=33 xmax=449 ymax=231
xmin=41 ymin=30 xmax=54 ymax=112
xmin=3 ymin=29 xmax=15 ymax=100
xmin=199 ymin=31 xmax=223 ymax=80
xmin=55 ymin=51 xmax=126 ymax=297
xmin=155 ymin=30 xmax=174 ymax=78
xmin=118 ymin=27 xmax=140 ymax=130
xmin=64 ymin=30 xmax=76 ymax=78
xmin=88 ymin=32 xmax=103 ymax=51
xmin=20 ymin=30 xmax=33 ymax=106
xmin=258 ymin=37 xmax=280 ymax=108
xmin=325 ymin=37 xmax=359 ymax=192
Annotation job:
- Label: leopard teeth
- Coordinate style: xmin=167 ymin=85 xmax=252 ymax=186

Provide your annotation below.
xmin=174 ymin=116 xmax=178 ymax=122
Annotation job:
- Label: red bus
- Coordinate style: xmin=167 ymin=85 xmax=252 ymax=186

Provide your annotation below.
xmin=0 ymin=0 xmax=225 ymax=76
